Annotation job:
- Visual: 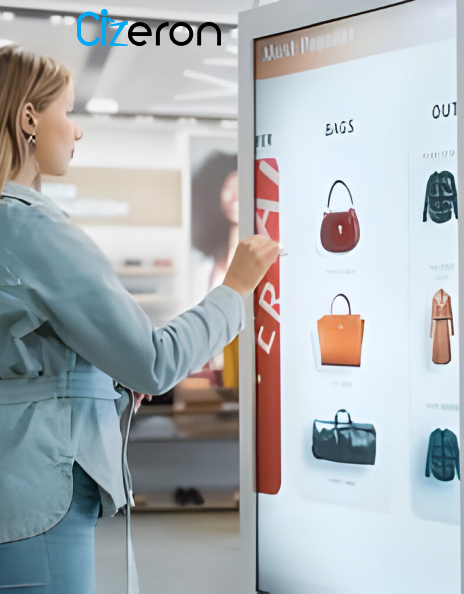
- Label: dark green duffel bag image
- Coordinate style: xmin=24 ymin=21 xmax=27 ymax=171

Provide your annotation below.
xmin=312 ymin=409 xmax=376 ymax=465
xmin=425 ymin=428 xmax=460 ymax=482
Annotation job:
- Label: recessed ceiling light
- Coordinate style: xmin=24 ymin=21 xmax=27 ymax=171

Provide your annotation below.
xmin=63 ymin=16 xmax=76 ymax=26
xmin=203 ymin=58 xmax=238 ymax=67
xmin=50 ymin=15 xmax=62 ymax=25
xmin=1 ymin=12 xmax=15 ymax=21
xmin=230 ymin=28 xmax=238 ymax=39
xmin=225 ymin=44 xmax=238 ymax=55
xmin=86 ymin=98 xmax=119 ymax=114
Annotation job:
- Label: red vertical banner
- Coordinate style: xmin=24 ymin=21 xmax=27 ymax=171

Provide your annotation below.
xmin=254 ymin=158 xmax=281 ymax=495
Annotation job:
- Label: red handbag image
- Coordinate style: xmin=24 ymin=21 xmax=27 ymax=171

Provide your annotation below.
xmin=320 ymin=180 xmax=360 ymax=253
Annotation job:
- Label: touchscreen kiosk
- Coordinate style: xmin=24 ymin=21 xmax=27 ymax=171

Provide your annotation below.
xmin=240 ymin=0 xmax=462 ymax=592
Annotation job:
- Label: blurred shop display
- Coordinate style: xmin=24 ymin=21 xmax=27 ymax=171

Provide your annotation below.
xmin=41 ymin=168 xmax=184 ymax=329
xmin=41 ymin=133 xmax=240 ymax=512
xmin=43 ymin=167 xmax=181 ymax=226
xmin=42 ymin=182 xmax=130 ymax=217
xmin=116 ymin=259 xmax=176 ymax=315
xmin=129 ymin=362 xmax=239 ymax=510
xmin=129 ymin=383 xmax=239 ymax=511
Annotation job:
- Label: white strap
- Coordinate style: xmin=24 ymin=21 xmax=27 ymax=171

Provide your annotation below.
xmin=121 ymin=388 xmax=140 ymax=594
xmin=126 ymin=501 xmax=139 ymax=594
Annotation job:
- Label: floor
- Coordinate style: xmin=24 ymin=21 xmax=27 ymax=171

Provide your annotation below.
xmin=95 ymin=511 xmax=240 ymax=594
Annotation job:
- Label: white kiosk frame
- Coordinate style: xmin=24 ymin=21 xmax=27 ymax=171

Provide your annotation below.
xmin=238 ymin=0 xmax=464 ymax=592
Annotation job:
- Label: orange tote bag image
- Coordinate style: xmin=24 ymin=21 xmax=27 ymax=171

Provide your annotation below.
xmin=317 ymin=294 xmax=365 ymax=367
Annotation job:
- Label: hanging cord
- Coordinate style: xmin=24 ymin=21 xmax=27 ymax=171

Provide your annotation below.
xmin=121 ymin=388 xmax=140 ymax=594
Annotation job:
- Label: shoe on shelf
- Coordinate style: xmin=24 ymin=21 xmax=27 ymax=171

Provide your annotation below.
xmin=186 ymin=487 xmax=205 ymax=506
xmin=174 ymin=487 xmax=189 ymax=506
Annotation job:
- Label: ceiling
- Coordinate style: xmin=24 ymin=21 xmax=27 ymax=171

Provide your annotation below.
xmin=0 ymin=0 xmax=253 ymax=23
xmin=0 ymin=0 xmax=261 ymax=119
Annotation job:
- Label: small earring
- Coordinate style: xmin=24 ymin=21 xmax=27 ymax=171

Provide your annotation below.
xmin=27 ymin=133 xmax=36 ymax=146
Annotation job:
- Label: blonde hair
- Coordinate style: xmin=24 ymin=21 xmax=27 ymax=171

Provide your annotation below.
xmin=0 ymin=43 xmax=72 ymax=193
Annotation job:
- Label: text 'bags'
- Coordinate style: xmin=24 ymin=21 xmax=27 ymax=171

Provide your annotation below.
xmin=320 ymin=180 xmax=360 ymax=253
xmin=312 ymin=409 xmax=376 ymax=465
xmin=317 ymin=294 xmax=365 ymax=367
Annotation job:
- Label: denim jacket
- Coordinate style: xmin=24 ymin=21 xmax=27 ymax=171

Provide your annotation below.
xmin=0 ymin=181 xmax=245 ymax=550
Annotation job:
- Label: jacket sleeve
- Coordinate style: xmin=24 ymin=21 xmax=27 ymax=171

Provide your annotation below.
xmin=425 ymin=432 xmax=434 ymax=478
xmin=423 ymin=177 xmax=430 ymax=222
xmin=453 ymin=434 xmax=460 ymax=480
xmin=8 ymin=203 xmax=246 ymax=395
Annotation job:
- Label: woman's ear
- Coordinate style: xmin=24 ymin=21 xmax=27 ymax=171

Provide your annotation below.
xmin=21 ymin=102 xmax=38 ymax=135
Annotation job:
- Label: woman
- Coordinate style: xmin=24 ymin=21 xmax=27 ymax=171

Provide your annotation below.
xmin=190 ymin=150 xmax=240 ymax=379
xmin=0 ymin=44 xmax=279 ymax=593
xmin=191 ymin=150 xmax=239 ymax=300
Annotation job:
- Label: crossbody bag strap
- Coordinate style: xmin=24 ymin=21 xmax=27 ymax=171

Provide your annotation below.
xmin=0 ymin=194 xmax=32 ymax=206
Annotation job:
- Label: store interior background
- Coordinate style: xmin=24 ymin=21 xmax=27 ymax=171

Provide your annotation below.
xmin=0 ymin=1 xmax=275 ymax=592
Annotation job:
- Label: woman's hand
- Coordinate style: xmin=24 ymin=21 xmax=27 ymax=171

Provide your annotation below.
xmin=134 ymin=392 xmax=152 ymax=413
xmin=222 ymin=235 xmax=280 ymax=298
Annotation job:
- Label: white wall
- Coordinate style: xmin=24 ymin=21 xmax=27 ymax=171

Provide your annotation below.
xmin=71 ymin=115 xmax=183 ymax=170
xmin=71 ymin=116 xmax=189 ymax=322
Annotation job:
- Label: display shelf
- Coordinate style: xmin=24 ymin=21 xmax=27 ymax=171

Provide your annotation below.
xmin=129 ymin=436 xmax=239 ymax=443
xmin=129 ymin=407 xmax=239 ymax=442
xmin=129 ymin=425 xmax=238 ymax=442
xmin=132 ymin=489 xmax=239 ymax=512
xmin=136 ymin=402 xmax=239 ymax=416
xmin=116 ymin=266 xmax=175 ymax=277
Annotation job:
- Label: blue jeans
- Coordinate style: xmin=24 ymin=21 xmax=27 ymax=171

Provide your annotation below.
xmin=0 ymin=462 xmax=102 ymax=593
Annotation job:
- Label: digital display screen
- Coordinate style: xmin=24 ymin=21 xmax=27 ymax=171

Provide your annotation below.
xmin=253 ymin=1 xmax=460 ymax=592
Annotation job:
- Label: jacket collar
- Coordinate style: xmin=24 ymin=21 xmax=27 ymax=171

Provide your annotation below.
xmin=1 ymin=181 xmax=70 ymax=217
